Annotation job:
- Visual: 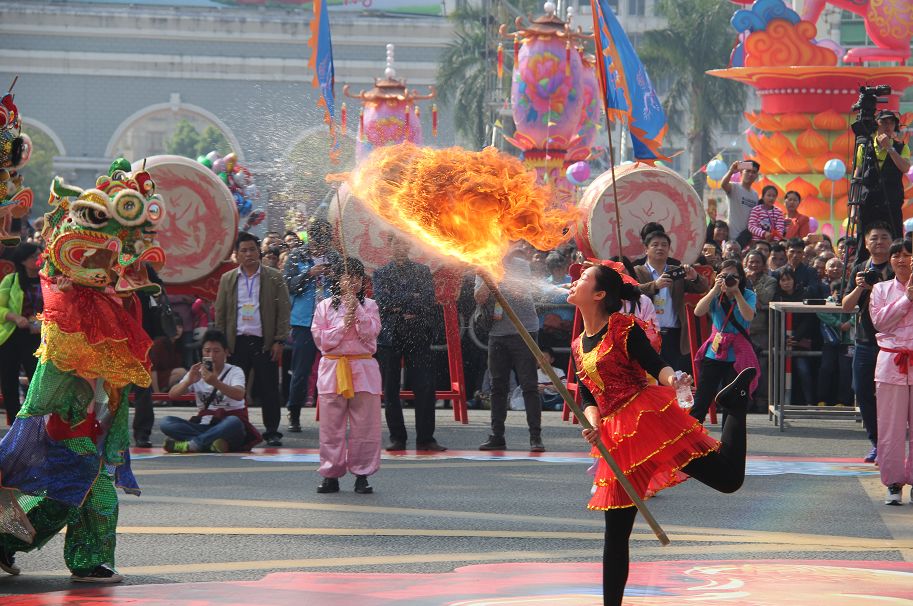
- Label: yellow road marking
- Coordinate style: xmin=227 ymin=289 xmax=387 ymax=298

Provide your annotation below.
xmin=134 ymin=460 xmax=559 ymax=475
xmin=113 ymin=525 xmax=913 ymax=553
xmin=26 ymin=549 xmax=603 ymax=577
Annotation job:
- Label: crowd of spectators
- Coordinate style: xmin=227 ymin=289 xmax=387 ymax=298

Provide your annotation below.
xmin=1 ymin=173 xmax=912 ymax=499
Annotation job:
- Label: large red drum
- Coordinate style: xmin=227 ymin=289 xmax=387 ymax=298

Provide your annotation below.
xmin=327 ymin=183 xmax=447 ymax=273
xmin=576 ymin=164 xmax=706 ymax=265
xmin=132 ymin=155 xmax=239 ymax=284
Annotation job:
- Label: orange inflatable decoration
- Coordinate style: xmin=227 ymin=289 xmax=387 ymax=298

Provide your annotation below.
xmin=710 ymin=1 xmax=913 ymax=234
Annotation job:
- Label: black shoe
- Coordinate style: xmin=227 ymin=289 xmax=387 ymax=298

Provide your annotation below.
xmin=354 ymin=475 xmax=373 ymax=494
xmin=0 ymin=547 xmax=20 ymax=576
xmin=385 ymin=440 xmax=406 ymax=452
xmin=266 ymin=437 xmax=283 ymax=447
xmin=317 ymin=477 xmax=340 ymax=493
xmin=529 ymin=437 xmax=546 ymax=453
xmin=714 ymin=367 xmax=757 ymax=417
xmin=71 ymin=564 xmax=123 ymax=583
xmin=133 ymin=435 xmax=152 ymax=448
xmin=287 ymin=412 xmax=302 ymax=433
xmin=479 ymin=435 xmax=506 ymax=451
xmin=416 ymin=440 xmax=447 ymax=452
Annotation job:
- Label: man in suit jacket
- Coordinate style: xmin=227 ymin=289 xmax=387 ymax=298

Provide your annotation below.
xmin=215 ymin=232 xmax=291 ymax=446
xmin=633 ymin=230 xmax=708 ymax=371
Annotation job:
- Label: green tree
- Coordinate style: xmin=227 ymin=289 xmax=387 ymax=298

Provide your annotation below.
xmin=195 ymin=125 xmax=231 ymax=158
xmin=638 ymin=0 xmax=746 ymax=196
xmin=17 ymin=127 xmax=60 ymax=218
xmin=164 ymin=119 xmax=201 ymax=158
xmin=436 ymin=7 xmax=493 ymax=149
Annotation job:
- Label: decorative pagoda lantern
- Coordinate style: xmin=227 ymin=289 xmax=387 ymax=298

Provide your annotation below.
xmin=343 ymin=44 xmax=436 ymax=163
xmin=500 ymin=2 xmax=593 ymax=201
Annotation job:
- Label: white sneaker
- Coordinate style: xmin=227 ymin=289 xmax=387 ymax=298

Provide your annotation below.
xmin=885 ymin=483 xmax=903 ymax=506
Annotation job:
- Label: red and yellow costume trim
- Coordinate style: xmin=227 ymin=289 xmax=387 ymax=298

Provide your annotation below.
xmin=574 ymin=314 xmax=720 ymax=510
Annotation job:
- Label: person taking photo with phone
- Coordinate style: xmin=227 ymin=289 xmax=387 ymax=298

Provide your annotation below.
xmin=690 ymin=260 xmax=759 ymax=424
xmin=160 ymin=329 xmax=262 ymax=453
xmin=721 ymin=160 xmax=761 ymax=248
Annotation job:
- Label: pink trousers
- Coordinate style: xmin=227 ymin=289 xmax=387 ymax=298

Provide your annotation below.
xmin=318 ymin=391 xmax=381 ymax=478
xmin=875 ymin=382 xmax=913 ymax=486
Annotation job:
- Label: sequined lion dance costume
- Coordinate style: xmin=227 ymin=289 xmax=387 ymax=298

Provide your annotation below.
xmin=0 ymin=87 xmax=33 ymax=245
xmin=0 ymin=158 xmax=165 ymax=582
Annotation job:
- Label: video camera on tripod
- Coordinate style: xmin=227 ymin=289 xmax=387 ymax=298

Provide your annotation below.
xmin=851 ymin=85 xmax=892 ymax=139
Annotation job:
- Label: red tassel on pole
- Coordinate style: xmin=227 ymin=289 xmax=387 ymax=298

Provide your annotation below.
xmin=497 ymin=42 xmax=504 ymax=81
xmin=432 ymin=103 xmax=438 ymax=138
xmin=359 ymin=108 xmax=365 ymax=142
xmin=513 ymin=34 xmax=519 ymax=66
xmin=340 ymin=102 xmax=347 ymax=136
xmin=404 ymin=105 xmax=411 ymax=137
xmin=565 ymin=41 xmax=571 ymax=77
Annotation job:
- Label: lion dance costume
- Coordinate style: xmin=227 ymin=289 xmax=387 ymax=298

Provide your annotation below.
xmin=0 ymin=88 xmax=33 ymax=245
xmin=0 ymin=158 xmax=165 ymax=580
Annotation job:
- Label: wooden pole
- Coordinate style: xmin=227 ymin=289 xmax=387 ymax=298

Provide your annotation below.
xmin=480 ymin=272 xmax=670 ymax=546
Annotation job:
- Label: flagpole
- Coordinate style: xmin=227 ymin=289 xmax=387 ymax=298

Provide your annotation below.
xmin=606 ymin=114 xmax=624 ymax=258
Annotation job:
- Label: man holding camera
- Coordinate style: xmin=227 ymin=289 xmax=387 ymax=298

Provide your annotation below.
xmin=855 ymin=110 xmax=911 ymax=240
xmin=721 ymin=160 xmax=761 ymax=248
xmin=634 ymin=230 xmax=708 ymax=370
xmin=161 ymin=329 xmax=261 ymax=453
xmin=842 ymin=222 xmax=894 ymax=463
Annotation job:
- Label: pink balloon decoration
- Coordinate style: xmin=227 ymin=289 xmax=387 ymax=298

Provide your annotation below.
xmin=808 ymin=217 xmax=819 ymax=233
xmin=566 ymin=161 xmax=591 ymax=185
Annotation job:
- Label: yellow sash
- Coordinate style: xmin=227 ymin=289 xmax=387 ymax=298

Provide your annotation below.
xmin=325 ymin=354 xmax=373 ymax=399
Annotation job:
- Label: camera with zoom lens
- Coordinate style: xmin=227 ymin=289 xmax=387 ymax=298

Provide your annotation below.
xmin=852 ymin=85 xmax=891 ymax=137
xmin=863 ymin=269 xmax=882 ymax=286
xmin=724 ymin=274 xmax=739 ymax=287
xmin=664 ymin=266 xmax=686 ymax=281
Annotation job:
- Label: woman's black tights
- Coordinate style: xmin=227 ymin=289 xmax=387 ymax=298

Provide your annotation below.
xmin=601 ymin=410 xmax=747 ymax=605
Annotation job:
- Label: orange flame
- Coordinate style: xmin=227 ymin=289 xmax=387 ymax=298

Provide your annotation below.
xmin=347 ymin=143 xmax=577 ymax=280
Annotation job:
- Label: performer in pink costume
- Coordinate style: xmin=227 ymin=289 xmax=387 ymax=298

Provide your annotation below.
xmin=869 ymin=238 xmax=913 ymax=506
xmin=312 ymin=257 xmax=382 ymax=495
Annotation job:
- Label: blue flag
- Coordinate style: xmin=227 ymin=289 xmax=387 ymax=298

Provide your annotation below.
xmin=590 ymin=0 xmax=667 ymax=161
xmin=308 ymin=0 xmax=339 ymax=161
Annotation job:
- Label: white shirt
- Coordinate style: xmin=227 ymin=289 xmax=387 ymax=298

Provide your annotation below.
xmin=537 ymin=366 xmax=565 ymax=397
xmin=236 ymin=265 xmax=262 ymax=337
xmin=183 ymin=363 xmax=247 ymax=425
xmin=725 ymin=183 xmax=759 ymax=236
xmin=645 ymin=261 xmax=677 ymax=329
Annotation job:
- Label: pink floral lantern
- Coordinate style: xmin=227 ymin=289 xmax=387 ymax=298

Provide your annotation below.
xmin=344 ymin=44 xmax=436 ymax=163
xmin=500 ymin=2 xmax=592 ymax=201
xmin=568 ymin=52 xmax=602 ymax=162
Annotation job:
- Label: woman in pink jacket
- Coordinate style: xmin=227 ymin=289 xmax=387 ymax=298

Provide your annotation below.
xmin=869 ymin=238 xmax=913 ymax=506
xmin=312 ymin=257 xmax=382 ymax=495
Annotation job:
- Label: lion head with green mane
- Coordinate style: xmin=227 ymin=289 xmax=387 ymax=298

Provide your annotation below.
xmin=42 ymin=158 xmax=166 ymax=295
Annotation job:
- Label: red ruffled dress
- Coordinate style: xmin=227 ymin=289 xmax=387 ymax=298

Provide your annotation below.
xmin=574 ymin=313 xmax=720 ymax=510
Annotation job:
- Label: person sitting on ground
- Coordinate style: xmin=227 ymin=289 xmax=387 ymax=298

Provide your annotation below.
xmin=162 ymin=329 xmax=262 ymax=453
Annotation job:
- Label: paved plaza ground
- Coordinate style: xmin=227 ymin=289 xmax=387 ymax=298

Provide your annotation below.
xmin=0 ymin=406 xmax=911 ymax=604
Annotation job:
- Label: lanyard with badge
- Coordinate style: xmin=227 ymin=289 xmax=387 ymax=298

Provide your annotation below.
xmin=240 ymin=272 xmax=257 ymax=325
